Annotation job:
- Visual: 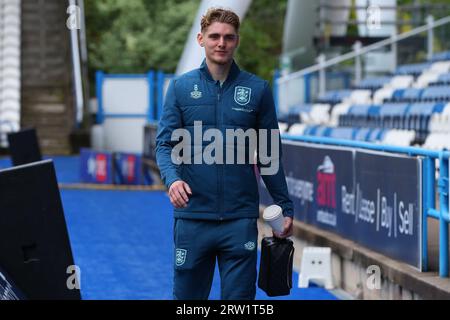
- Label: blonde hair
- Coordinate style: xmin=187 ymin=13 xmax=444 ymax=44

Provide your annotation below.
xmin=200 ymin=7 xmax=240 ymax=33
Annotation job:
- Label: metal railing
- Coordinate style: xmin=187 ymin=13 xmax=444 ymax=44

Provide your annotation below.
xmin=276 ymin=14 xmax=450 ymax=109
xmin=281 ymin=134 xmax=450 ymax=277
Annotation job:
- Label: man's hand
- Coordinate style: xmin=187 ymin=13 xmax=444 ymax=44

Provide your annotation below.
xmin=273 ymin=217 xmax=293 ymax=239
xmin=168 ymin=180 xmax=192 ymax=208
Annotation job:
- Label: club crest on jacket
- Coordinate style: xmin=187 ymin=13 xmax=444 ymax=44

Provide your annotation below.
xmin=234 ymin=86 xmax=251 ymax=106
xmin=190 ymin=84 xmax=202 ymax=99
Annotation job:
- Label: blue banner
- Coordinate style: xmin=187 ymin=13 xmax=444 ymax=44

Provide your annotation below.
xmin=282 ymin=142 xmax=354 ymax=229
xmin=80 ymin=148 xmax=113 ymax=184
xmin=113 ymin=152 xmax=144 ymax=185
xmin=259 ymin=140 xmax=422 ymax=269
xmin=353 ymin=150 xmax=422 ymax=269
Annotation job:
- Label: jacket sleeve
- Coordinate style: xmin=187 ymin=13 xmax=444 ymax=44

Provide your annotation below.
xmin=155 ymin=79 xmax=182 ymax=189
xmin=256 ymin=81 xmax=294 ymax=218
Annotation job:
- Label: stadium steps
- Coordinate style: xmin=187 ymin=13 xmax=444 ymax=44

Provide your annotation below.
xmin=19 ymin=0 xmax=76 ymax=155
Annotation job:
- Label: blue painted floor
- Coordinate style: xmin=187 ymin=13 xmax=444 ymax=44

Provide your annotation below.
xmin=60 ymin=189 xmax=337 ymax=300
xmin=1 ymin=155 xmax=337 ymax=300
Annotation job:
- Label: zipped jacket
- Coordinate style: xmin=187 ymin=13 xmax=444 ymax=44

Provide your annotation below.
xmin=156 ymin=60 xmax=294 ymax=220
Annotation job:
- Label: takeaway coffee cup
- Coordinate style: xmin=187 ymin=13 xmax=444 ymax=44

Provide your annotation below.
xmin=263 ymin=205 xmax=284 ymax=234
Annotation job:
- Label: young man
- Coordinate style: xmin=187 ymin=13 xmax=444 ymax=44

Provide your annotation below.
xmin=156 ymin=7 xmax=294 ymax=300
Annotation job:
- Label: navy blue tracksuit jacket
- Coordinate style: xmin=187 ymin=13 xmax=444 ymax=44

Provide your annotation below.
xmin=156 ymin=60 xmax=293 ymax=220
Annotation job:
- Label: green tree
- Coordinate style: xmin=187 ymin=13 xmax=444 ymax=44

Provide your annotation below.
xmin=85 ymin=0 xmax=200 ymax=78
xmin=85 ymin=0 xmax=289 ymax=83
xmin=236 ymin=0 xmax=288 ymax=81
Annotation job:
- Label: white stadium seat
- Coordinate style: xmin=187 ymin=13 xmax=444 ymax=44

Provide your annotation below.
xmin=415 ymin=72 xmax=441 ymax=88
xmin=372 ymin=75 xmax=414 ymax=104
xmin=381 ymin=129 xmax=415 ymax=147
xmin=288 ymin=124 xmax=306 ymax=135
xmin=278 ymin=122 xmax=288 ymax=134
xmin=429 ymin=61 xmax=450 ymax=73
xmin=373 ymin=87 xmax=395 ymax=104
xmin=429 ymin=102 xmax=450 ymax=133
xmin=423 ymin=133 xmax=450 ymax=150
xmin=389 ymin=75 xmax=415 ymax=88
xmin=308 ymin=104 xmax=331 ymax=124
xmin=346 ymin=90 xmax=372 ymax=104
xmin=414 ymin=61 xmax=450 ymax=88
xmin=299 ymin=104 xmax=331 ymax=125
xmin=330 ymin=102 xmax=351 ymax=126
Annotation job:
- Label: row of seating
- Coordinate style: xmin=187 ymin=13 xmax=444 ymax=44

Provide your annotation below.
xmin=316 ymin=52 xmax=450 ymax=106
xmin=423 ymin=132 xmax=450 ymax=150
xmin=279 ymin=103 xmax=331 ymax=125
xmin=281 ymin=101 xmax=450 ymax=130
xmin=354 ymin=76 xmax=392 ymax=90
xmin=284 ymin=124 xmax=416 ymax=147
xmin=387 ymin=86 xmax=450 ymax=102
xmin=430 ymin=73 xmax=450 ymax=86
xmin=395 ymin=62 xmax=435 ymax=76
xmin=318 ymin=79 xmax=450 ymax=105
xmin=431 ymin=51 xmax=450 ymax=62
xmin=284 ymin=121 xmax=450 ymax=150
xmin=279 ymin=51 xmax=450 ymax=150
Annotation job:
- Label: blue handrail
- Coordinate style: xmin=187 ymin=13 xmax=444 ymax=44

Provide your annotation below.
xmin=282 ymin=134 xmax=450 ymax=277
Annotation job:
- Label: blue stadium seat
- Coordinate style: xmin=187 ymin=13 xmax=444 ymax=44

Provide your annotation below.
xmin=408 ymin=102 xmax=446 ymax=131
xmin=277 ymin=113 xmax=290 ymax=123
xmin=353 ymin=127 xmax=372 ymax=141
xmin=421 ymin=85 xmax=450 ymax=101
xmin=288 ymin=104 xmax=313 ymax=114
xmin=429 ymin=73 xmax=450 ymax=86
xmin=355 ymin=76 xmax=392 ymax=90
xmin=303 ymin=125 xmax=320 ymax=136
xmin=348 ymin=104 xmax=373 ymax=115
xmin=438 ymin=73 xmax=450 ymax=84
xmin=379 ymin=103 xmax=409 ymax=116
xmin=320 ymin=126 xmax=334 ymax=137
xmin=431 ymin=51 xmax=450 ymax=62
xmin=406 ymin=102 xmax=434 ymax=130
xmin=367 ymin=105 xmax=381 ymax=116
xmin=367 ymin=128 xmax=387 ymax=142
xmin=390 ymin=88 xmax=423 ymax=102
xmin=328 ymin=127 xmax=355 ymax=140
xmin=282 ymin=104 xmax=313 ymax=124
xmin=366 ymin=105 xmax=382 ymax=128
xmin=316 ymin=126 xmax=331 ymax=137
xmin=379 ymin=103 xmax=409 ymax=129
xmin=407 ymin=102 xmax=437 ymax=115
xmin=343 ymin=104 xmax=375 ymax=127
xmin=317 ymin=89 xmax=352 ymax=104
xmin=395 ymin=62 xmax=432 ymax=76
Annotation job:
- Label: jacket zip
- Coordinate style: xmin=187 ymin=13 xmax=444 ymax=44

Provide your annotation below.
xmin=217 ymin=81 xmax=224 ymax=219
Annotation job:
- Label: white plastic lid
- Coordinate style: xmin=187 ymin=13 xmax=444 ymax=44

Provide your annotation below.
xmin=263 ymin=205 xmax=282 ymax=221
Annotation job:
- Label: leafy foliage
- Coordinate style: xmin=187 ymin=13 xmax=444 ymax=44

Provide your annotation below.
xmin=85 ymin=0 xmax=287 ymax=83
xmin=85 ymin=0 xmax=199 ymax=75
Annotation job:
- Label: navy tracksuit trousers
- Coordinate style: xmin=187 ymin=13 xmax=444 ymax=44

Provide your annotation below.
xmin=173 ymin=218 xmax=258 ymax=300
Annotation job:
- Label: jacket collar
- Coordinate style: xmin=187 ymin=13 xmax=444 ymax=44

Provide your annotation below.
xmin=199 ymin=59 xmax=240 ymax=84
